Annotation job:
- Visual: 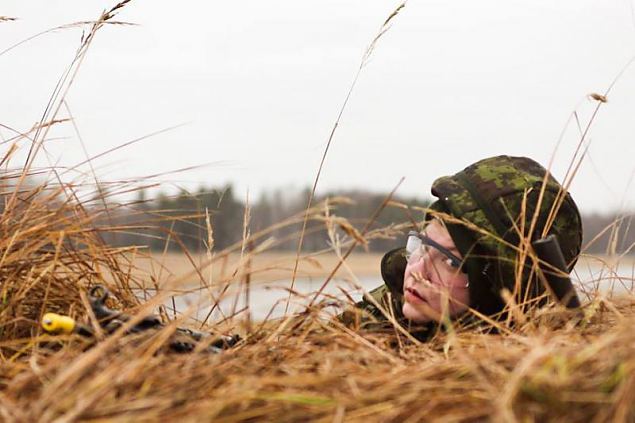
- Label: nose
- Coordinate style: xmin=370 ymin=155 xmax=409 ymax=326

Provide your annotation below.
xmin=408 ymin=252 xmax=432 ymax=281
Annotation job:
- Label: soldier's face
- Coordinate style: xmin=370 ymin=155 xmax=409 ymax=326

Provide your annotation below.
xmin=402 ymin=220 xmax=470 ymax=323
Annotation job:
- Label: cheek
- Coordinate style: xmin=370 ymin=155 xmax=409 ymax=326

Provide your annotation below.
xmin=448 ymin=279 xmax=470 ymax=307
xmin=403 ymin=260 xmax=423 ymax=285
xmin=433 ymin=274 xmax=470 ymax=308
xmin=452 ymin=287 xmax=470 ymax=305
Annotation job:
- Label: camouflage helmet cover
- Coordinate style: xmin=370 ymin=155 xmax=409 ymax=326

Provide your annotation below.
xmin=380 ymin=155 xmax=583 ymax=317
xmin=429 ymin=155 xmax=582 ymax=315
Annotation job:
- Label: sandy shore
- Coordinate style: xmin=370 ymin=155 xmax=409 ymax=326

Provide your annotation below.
xmin=127 ymin=251 xmax=385 ymax=286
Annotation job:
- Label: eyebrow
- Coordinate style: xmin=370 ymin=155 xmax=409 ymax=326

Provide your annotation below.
xmin=421 ymin=232 xmax=460 ymax=256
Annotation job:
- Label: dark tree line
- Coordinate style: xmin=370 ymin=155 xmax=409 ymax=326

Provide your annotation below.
xmin=103 ymin=185 xmax=430 ymax=253
xmin=102 ymin=185 xmax=635 ymax=256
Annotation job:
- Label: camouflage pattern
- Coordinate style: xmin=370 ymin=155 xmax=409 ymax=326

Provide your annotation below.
xmin=339 ymin=248 xmax=413 ymax=332
xmin=372 ymin=155 xmax=583 ymax=320
xmin=339 ymin=285 xmax=398 ymax=330
xmin=428 ymin=155 xmax=582 ymax=315
xmin=380 ymin=247 xmax=408 ymax=296
xmin=339 ymin=283 xmax=435 ymax=340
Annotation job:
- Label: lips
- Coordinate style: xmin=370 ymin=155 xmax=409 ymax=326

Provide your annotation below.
xmin=404 ymin=287 xmax=426 ymax=304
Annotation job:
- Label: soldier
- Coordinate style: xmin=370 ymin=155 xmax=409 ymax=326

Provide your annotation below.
xmin=342 ymin=155 xmax=583 ymax=338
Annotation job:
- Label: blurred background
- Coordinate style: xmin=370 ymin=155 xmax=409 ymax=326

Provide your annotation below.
xmin=1 ymin=0 xmax=635 ymax=257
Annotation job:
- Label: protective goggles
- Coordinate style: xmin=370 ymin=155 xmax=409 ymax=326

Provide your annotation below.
xmin=405 ymin=230 xmax=467 ymax=273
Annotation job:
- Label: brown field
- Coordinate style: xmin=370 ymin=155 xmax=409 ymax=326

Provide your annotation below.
xmin=3 ymin=3 xmax=635 ymax=421
xmin=3 ymin=176 xmax=635 ymax=422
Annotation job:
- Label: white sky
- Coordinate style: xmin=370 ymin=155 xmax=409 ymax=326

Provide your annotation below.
xmin=2 ymin=0 xmax=635 ymax=213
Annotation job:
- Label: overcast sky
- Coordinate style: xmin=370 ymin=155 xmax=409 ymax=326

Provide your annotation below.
xmin=2 ymin=0 xmax=635 ymax=213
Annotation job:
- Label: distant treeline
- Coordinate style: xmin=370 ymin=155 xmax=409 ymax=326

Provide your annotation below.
xmin=103 ymin=186 xmax=428 ymax=254
xmin=102 ymin=185 xmax=635 ymax=256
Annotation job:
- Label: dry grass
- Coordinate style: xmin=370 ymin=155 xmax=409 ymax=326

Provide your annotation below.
xmin=1 ymin=161 xmax=634 ymax=423
xmin=2 ymin=2 xmax=635 ymax=422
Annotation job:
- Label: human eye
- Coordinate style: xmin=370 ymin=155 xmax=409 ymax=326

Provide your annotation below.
xmin=443 ymin=257 xmax=460 ymax=269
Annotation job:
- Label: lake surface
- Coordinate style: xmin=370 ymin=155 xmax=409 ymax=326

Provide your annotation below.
xmin=164 ymin=275 xmax=380 ymax=324
xmin=163 ymin=259 xmax=635 ymax=322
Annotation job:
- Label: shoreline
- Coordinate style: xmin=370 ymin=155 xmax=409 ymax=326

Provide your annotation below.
xmin=125 ymin=251 xmax=634 ymax=286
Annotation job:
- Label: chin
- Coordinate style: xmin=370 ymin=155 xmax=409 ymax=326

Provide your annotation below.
xmin=402 ymin=302 xmax=432 ymax=323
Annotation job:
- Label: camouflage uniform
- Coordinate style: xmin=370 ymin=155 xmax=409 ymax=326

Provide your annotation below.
xmin=344 ymin=156 xmax=582 ymax=333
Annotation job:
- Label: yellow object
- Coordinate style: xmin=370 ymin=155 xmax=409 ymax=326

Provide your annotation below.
xmin=41 ymin=312 xmax=76 ymax=334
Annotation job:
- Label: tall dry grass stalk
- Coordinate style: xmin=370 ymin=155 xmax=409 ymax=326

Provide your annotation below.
xmin=288 ymin=1 xmax=408 ymax=313
xmin=1 ymin=128 xmax=633 ymax=423
xmin=1 ymin=2 xmax=635 ymax=422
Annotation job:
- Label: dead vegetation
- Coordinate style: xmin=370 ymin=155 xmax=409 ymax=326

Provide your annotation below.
xmin=0 ymin=146 xmax=634 ymax=422
xmin=1 ymin=242 xmax=634 ymax=423
xmin=2 ymin=2 xmax=635 ymax=422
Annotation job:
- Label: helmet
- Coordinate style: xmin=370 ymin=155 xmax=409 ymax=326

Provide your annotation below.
xmin=381 ymin=155 xmax=583 ymax=317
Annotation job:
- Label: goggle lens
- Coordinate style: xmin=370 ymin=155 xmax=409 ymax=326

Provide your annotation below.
xmin=405 ymin=231 xmax=466 ymax=273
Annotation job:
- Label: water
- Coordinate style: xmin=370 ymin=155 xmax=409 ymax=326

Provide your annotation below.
xmin=165 ymin=276 xmax=381 ymax=323
xmin=163 ymin=260 xmax=635 ymax=322
xmin=573 ymin=259 xmax=635 ymax=299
